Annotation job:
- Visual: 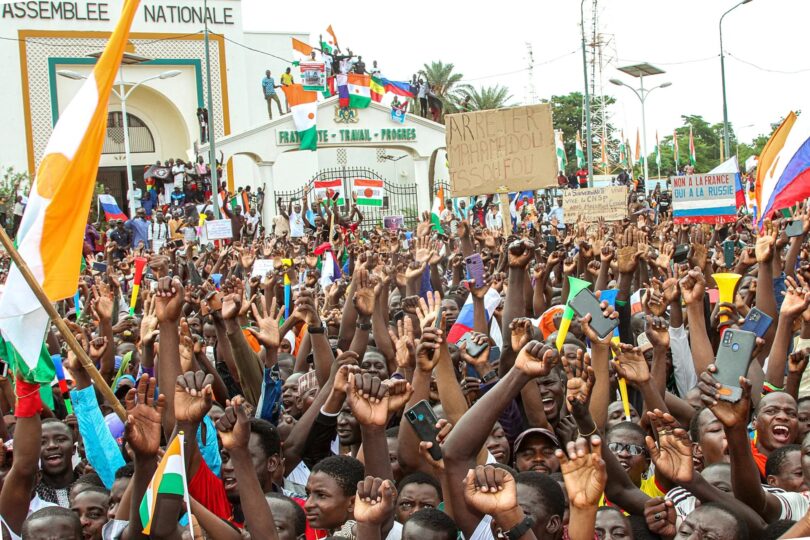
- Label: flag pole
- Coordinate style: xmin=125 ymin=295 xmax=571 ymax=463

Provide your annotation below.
xmin=0 ymin=227 xmax=126 ymax=421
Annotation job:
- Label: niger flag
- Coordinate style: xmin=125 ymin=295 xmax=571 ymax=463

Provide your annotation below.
xmin=0 ymin=0 xmax=141 ymax=368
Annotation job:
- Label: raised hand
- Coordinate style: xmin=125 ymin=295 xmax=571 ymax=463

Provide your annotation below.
xmin=216 ymin=396 xmax=250 ymax=451
xmin=611 ymin=343 xmax=650 ymax=385
xmin=789 ymin=349 xmax=810 ymax=378
xmin=556 ymin=436 xmax=606 ymax=509
xmin=514 ymin=340 xmax=556 ymax=379
xmin=124 ymin=375 xmax=166 ymax=459
xmin=385 ymin=379 xmax=414 ymax=414
xmin=617 ymin=227 xmax=642 ymax=274
xmin=644 ymin=409 xmax=693 ymax=484
xmin=178 ymin=319 xmax=196 ymax=372
xmin=155 ymin=276 xmax=185 ymax=323
xmin=645 ymin=315 xmax=670 ymax=350
xmin=388 ymin=317 xmax=416 ymax=369
xmin=644 ymin=497 xmax=677 ymax=538
xmin=756 ymin=219 xmax=778 ymax=263
xmin=352 ymin=268 xmax=377 ymax=317
xmin=88 ymin=336 xmax=108 ymax=361
xmin=415 ymin=325 xmax=444 ymax=372
xmin=91 ymin=281 xmax=114 ymax=323
xmin=562 ymin=349 xmax=594 ymax=414
xmin=508 ymin=239 xmax=534 ymax=268
xmin=248 ymin=297 xmax=285 ymax=349
xmin=354 ymin=477 xmax=397 ymax=525
xmin=781 ymin=276 xmax=810 ymax=319
xmin=463 ymin=465 xmax=519 ymax=517
xmin=140 ymin=292 xmax=159 ymax=344
xmin=292 ymin=287 xmax=321 ymax=326
xmin=416 ymin=290 xmax=441 ymax=329
xmin=347 ymin=372 xmax=390 ymax=427
xmin=678 ymin=267 xmax=706 ymax=306
xmin=174 ymin=371 xmax=214 ymax=425
xmin=697 ymin=365 xmax=751 ymax=429
xmin=459 ymin=332 xmax=491 ymax=371
xmin=221 ymin=278 xmax=244 ymax=320
xmin=417 ymin=419 xmax=453 ymax=471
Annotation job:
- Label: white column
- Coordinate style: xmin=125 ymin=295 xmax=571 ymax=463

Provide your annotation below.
xmin=257 ymin=161 xmax=277 ymax=228
xmin=413 ymin=157 xmax=431 ymax=215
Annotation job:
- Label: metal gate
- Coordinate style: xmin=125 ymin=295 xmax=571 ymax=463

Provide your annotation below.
xmin=276 ymin=166 xmax=418 ymax=231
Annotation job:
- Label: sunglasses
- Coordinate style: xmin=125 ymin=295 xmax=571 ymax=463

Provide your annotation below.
xmin=608 ymin=442 xmax=646 ymax=456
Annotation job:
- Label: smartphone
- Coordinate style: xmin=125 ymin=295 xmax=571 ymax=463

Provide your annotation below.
xmin=714 ymin=328 xmax=757 ymax=402
xmin=92 ymin=261 xmax=107 ymax=273
xmin=786 ymin=219 xmax=804 ymax=238
xmin=458 ymin=332 xmax=487 ymax=358
xmin=172 ymin=239 xmax=185 ymax=248
xmin=405 ymin=400 xmax=442 ymax=461
xmin=465 ymin=254 xmax=485 ymax=288
xmin=0 ymin=359 xmax=8 ymax=378
xmin=740 ymin=307 xmax=773 ymax=339
xmin=674 ymin=244 xmax=689 ymax=264
xmin=569 ymin=288 xmax=619 ymax=340
xmin=722 ymin=241 xmax=736 ymax=268
xmin=434 ymin=306 xmax=444 ymax=329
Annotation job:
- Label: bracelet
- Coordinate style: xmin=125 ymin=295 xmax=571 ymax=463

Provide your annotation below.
xmin=308 ymin=325 xmax=325 ymax=334
xmin=504 ymin=515 xmax=535 ymax=540
xmin=482 ymin=370 xmax=499 ymax=383
xmin=579 ymin=424 xmax=598 ymax=438
xmin=357 ymin=321 xmax=372 ymax=331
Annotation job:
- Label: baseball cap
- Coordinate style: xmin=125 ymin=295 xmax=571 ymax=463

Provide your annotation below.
xmin=513 ymin=427 xmax=560 ymax=455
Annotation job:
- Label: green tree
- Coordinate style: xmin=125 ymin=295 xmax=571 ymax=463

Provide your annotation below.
xmin=418 ymin=61 xmax=467 ymax=118
xmin=543 ymin=92 xmax=620 ymax=174
xmin=456 ymin=84 xmax=513 ymax=111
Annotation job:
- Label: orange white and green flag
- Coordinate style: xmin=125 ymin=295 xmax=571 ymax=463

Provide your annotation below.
xmin=140 ymin=433 xmax=191 ymax=535
xmin=0 ymin=0 xmax=140 ymax=369
xmin=352 ymin=178 xmax=383 ymax=206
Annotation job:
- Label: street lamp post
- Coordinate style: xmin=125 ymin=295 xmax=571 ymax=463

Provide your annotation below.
xmin=580 ymin=0 xmax=594 ymax=186
xmin=610 ymin=63 xmax=671 ymax=184
xmin=720 ymin=0 xmax=753 ymax=160
xmin=58 ymin=68 xmax=181 ymax=216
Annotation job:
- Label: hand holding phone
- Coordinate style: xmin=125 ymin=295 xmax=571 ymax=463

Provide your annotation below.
xmin=713 ymin=328 xmax=756 ymax=402
xmin=405 ymin=400 xmax=442 ymax=461
xmin=569 ymin=288 xmax=619 ymax=340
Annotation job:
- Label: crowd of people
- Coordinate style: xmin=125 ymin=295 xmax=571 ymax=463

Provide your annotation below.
xmin=5 ymin=178 xmax=810 ymax=540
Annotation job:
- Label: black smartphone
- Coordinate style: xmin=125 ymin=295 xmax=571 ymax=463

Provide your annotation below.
xmin=459 ymin=332 xmax=487 ymax=358
xmin=786 ymin=219 xmax=804 ymax=238
xmin=92 ymin=261 xmax=107 ymax=273
xmin=405 ymin=400 xmax=442 ymax=461
xmin=674 ymin=244 xmax=689 ymax=264
xmin=714 ymin=328 xmax=757 ymax=402
xmin=740 ymin=307 xmax=773 ymax=339
xmin=569 ymin=288 xmax=618 ymax=340
xmin=546 ymin=236 xmax=557 ymax=252
xmin=722 ymin=241 xmax=736 ymax=268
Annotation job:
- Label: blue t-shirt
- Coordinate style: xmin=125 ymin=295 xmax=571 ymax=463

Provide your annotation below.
xmin=262 ymin=77 xmax=276 ymax=96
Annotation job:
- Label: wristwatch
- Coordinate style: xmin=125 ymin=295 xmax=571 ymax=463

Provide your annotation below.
xmin=503 ymin=515 xmax=535 ymax=540
xmin=308 ymin=324 xmax=325 ymax=334
xmin=357 ymin=321 xmax=372 ymax=331
xmin=482 ymin=370 xmax=499 ymax=383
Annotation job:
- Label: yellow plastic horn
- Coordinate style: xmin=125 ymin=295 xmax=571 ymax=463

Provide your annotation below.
xmin=713 ymin=272 xmax=742 ymax=323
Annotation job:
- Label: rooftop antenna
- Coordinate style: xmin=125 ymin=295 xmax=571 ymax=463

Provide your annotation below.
xmin=525 ymin=42 xmax=537 ymax=104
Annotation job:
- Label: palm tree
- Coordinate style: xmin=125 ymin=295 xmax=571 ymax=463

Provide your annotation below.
xmin=459 ymin=85 xmax=514 ymax=111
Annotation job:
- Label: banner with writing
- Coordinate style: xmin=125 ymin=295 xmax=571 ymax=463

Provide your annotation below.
xmin=672 ymin=173 xmax=737 ymax=224
xmin=563 ymin=186 xmax=628 ymax=222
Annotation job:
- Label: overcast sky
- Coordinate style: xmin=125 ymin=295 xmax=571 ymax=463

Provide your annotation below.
xmin=243 ymin=0 xmax=810 ymax=153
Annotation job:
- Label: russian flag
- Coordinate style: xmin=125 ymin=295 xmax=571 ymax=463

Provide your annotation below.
xmin=756 ymin=111 xmax=810 ymax=225
xmin=447 ymin=288 xmax=502 ymax=344
xmin=708 ymin=157 xmax=745 ymax=209
xmin=336 ymin=74 xmax=349 ymax=108
xmin=381 ymin=78 xmax=415 ymax=98
xmin=98 ymin=194 xmax=128 ymax=221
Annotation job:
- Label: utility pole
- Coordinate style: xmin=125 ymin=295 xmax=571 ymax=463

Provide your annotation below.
xmin=204 ymin=0 xmax=220 ymax=219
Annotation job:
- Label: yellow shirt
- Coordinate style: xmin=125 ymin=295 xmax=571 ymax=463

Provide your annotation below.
xmin=599 ymin=473 xmax=665 ymax=513
xmin=280 ymin=73 xmax=293 ymax=86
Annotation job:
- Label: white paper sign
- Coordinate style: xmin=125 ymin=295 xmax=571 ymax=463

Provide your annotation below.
xmin=205 ymin=219 xmax=233 ymax=240
xmin=251 ymin=259 xmax=275 ymax=279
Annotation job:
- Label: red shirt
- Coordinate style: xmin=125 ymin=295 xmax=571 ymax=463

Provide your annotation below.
xmin=188 ymin=460 xmax=232 ymax=522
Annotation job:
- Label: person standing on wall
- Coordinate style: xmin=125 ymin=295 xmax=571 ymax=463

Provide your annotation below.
xmin=262 ymin=70 xmax=283 ymax=120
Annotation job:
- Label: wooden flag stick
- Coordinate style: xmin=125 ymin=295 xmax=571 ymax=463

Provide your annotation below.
xmin=0 ymin=227 xmax=127 ymax=421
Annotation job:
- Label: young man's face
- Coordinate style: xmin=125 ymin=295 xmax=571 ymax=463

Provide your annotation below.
xmin=304 ymin=471 xmax=353 ymax=530
xmin=767 ymin=449 xmax=807 ymax=492
xmin=23 ymin=516 xmax=80 ymax=540
xmin=395 ymin=482 xmax=440 ymax=523
xmin=40 ymin=422 xmax=74 ymax=478
xmin=697 ymin=408 xmax=729 ymax=465
xmin=607 ymin=428 xmax=649 ymax=486
xmin=71 ymin=490 xmax=110 ymax=540
xmin=514 ymin=433 xmax=559 ymax=474
xmin=754 ymin=392 xmax=799 ymax=452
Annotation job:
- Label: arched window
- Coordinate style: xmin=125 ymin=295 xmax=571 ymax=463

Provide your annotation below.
xmin=103 ymin=111 xmax=155 ymax=154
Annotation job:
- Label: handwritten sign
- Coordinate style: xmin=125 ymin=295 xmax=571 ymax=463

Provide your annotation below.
xmin=563 ymin=186 xmax=628 ymax=222
xmin=204 ymin=219 xmax=232 ymax=240
xmin=672 ymin=173 xmax=737 ymax=224
xmin=251 ymin=259 xmax=275 ymax=279
xmin=445 ymin=104 xmax=557 ymax=197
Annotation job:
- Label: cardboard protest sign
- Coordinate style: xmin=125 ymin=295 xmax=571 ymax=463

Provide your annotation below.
xmin=672 ymin=173 xmax=737 ymax=224
xmin=204 ymin=219 xmax=233 ymax=240
xmin=563 ymin=186 xmax=628 ymax=222
xmin=445 ymin=104 xmax=557 ymax=197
